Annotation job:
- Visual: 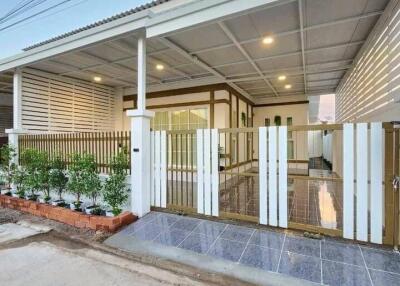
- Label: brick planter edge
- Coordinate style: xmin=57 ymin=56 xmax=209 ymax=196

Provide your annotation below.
xmin=0 ymin=195 xmax=137 ymax=232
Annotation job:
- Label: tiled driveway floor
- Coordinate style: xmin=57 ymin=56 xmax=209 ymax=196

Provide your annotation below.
xmin=116 ymin=211 xmax=400 ymax=286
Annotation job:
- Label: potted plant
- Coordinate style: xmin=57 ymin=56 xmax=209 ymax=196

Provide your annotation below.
xmin=103 ymin=151 xmax=129 ymax=216
xmin=0 ymin=144 xmax=16 ymax=195
xmin=21 ymin=148 xmax=42 ymax=201
xmin=49 ymin=156 xmax=68 ymax=206
xmin=13 ymin=166 xmax=28 ymax=198
xmin=83 ymin=171 xmax=102 ymax=215
xmin=35 ymin=151 xmax=51 ymax=204
xmin=67 ymin=153 xmax=86 ymax=211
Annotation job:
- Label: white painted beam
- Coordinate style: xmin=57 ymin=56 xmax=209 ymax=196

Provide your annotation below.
xmin=298 ymin=0 xmax=307 ymax=93
xmin=159 ymin=37 xmax=255 ymax=103
xmin=218 ymin=21 xmax=279 ymax=96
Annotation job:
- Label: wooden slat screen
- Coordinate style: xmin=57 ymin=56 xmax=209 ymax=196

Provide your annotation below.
xmin=21 ymin=68 xmax=115 ymax=132
xmin=18 ymin=131 xmax=131 ymax=174
xmin=336 ymin=0 xmax=400 ymax=122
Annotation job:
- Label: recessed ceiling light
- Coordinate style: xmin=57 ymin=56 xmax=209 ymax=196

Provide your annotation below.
xmin=284 ymin=84 xmax=292 ymax=89
xmin=156 ymin=64 xmax=164 ymax=71
xmin=262 ymin=36 xmax=274 ymax=45
xmin=93 ymin=76 xmax=102 ymax=82
xmin=278 ymin=75 xmax=286 ymax=81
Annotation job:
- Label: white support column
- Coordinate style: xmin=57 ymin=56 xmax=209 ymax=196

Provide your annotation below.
xmin=6 ymin=68 xmax=25 ymax=165
xmin=127 ymin=32 xmax=155 ymax=217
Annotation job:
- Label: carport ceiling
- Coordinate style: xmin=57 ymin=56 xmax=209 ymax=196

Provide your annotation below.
xmin=23 ymin=0 xmax=388 ymax=101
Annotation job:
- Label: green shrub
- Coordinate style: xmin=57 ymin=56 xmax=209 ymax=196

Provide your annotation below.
xmin=13 ymin=167 xmax=28 ymax=198
xmin=20 ymin=148 xmax=48 ymax=199
xmin=67 ymin=153 xmax=101 ymax=208
xmin=103 ymin=151 xmax=129 ymax=216
xmin=49 ymin=156 xmax=68 ymax=200
xmin=0 ymin=144 xmax=16 ymax=189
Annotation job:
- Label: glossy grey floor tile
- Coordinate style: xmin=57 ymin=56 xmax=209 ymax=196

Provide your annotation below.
xmin=322 ymin=260 xmax=371 ymax=286
xmin=321 ymin=241 xmax=364 ymax=266
xmin=192 ymin=221 xmax=227 ymax=239
xmin=283 ymin=235 xmax=321 ymax=258
xmin=239 ymin=244 xmax=280 ymax=271
xmin=361 ymin=247 xmax=400 ymax=274
xmin=249 ymin=230 xmax=284 ymax=250
xmin=208 ymin=238 xmax=246 ymax=262
xmin=278 ymin=252 xmax=321 ymax=283
xmin=178 ymin=232 xmax=216 ymax=254
xmin=153 ymin=229 xmax=190 ymax=247
xmin=369 ymin=269 xmax=400 ymax=286
xmin=219 ymin=224 xmax=254 ymax=243
xmin=131 ymin=223 xmax=163 ymax=241
xmin=151 ymin=213 xmax=181 ymax=227
xmin=171 ymin=217 xmax=202 ymax=232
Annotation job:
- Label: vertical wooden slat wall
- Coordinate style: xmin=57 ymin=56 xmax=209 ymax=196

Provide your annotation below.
xmin=17 ymin=131 xmax=132 ymax=174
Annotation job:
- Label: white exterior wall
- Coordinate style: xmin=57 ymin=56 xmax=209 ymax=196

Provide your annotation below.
xmin=253 ymin=103 xmax=309 ymax=161
xmin=336 ymin=0 xmax=400 ymax=123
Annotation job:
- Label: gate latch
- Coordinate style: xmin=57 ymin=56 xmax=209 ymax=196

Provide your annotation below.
xmin=393 ymin=176 xmax=400 ymax=191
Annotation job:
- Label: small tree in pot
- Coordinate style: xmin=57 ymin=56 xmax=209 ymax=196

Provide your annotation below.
xmin=83 ymin=170 xmax=102 ymax=215
xmin=0 ymin=144 xmax=16 ymax=195
xmin=103 ymin=151 xmax=129 ymax=216
xmin=49 ymin=156 xmax=68 ymax=206
xmin=13 ymin=166 xmax=28 ymax=198
xmin=21 ymin=148 xmax=44 ymax=201
xmin=35 ymin=151 xmax=51 ymax=203
xmin=67 ymin=153 xmax=86 ymax=211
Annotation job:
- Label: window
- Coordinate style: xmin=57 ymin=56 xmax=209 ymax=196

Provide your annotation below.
xmin=287 ymin=117 xmax=294 ymax=159
xmin=151 ymin=108 xmax=208 ymax=167
xmin=265 ymin=118 xmax=270 ymax=126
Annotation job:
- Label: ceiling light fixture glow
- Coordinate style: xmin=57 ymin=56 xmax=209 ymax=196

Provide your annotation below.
xmin=262 ymin=36 xmax=274 ymax=45
xmin=284 ymin=84 xmax=292 ymax=89
xmin=156 ymin=64 xmax=164 ymax=71
xmin=278 ymin=75 xmax=286 ymax=81
xmin=93 ymin=76 xmax=102 ymax=82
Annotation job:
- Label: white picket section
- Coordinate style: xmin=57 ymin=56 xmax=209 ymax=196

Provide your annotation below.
xmin=211 ymin=129 xmax=219 ymax=217
xmin=196 ymin=129 xmax=219 ymax=217
xmin=343 ymin=123 xmax=354 ymax=239
xmin=160 ymin=131 xmax=167 ymax=208
xmin=370 ymin=122 xmax=383 ymax=244
xmin=356 ymin=123 xmax=368 ymax=242
xmin=343 ymin=122 xmax=384 ymax=244
xmin=150 ymin=131 xmax=155 ymax=207
xmin=259 ymin=127 xmax=268 ymax=225
xmin=204 ymin=129 xmax=212 ymax=216
xmin=196 ymin=129 xmax=204 ymax=214
xmin=258 ymin=126 xmax=287 ymax=228
xmin=268 ymin=126 xmax=278 ymax=226
xmin=150 ymin=130 xmax=167 ymax=208
xmin=278 ymin=126 xmax=288 ymax=228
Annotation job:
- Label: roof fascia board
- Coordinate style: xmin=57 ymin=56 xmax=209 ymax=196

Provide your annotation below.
xmin=146 ymin=0 xmax=283 ymax=38
xmin=0 ymin=10 xmax=151 ymax=73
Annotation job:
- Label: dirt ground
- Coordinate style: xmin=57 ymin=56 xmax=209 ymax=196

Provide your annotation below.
xmin=0 ymin=207 xmax=252 ymax=286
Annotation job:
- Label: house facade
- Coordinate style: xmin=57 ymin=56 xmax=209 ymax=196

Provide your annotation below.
xmin=0 ymin=0 xmax=399 ymax=247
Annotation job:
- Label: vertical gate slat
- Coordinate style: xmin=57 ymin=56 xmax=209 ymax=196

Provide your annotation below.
xmin=356 ymin=123 xmax=368 ymax=242
xmin=155 ymin=131 xmax=161 ymax=207
xmin=343 ymin=123 xmax=355 ymax=239
xmin=197 ymin=129 xmax=204 ymax=214
xmin=211 ymin=129 xmax=219 ymax=217
xmin=278 ymin=126 xmax=288 ymax=228
xmin=161 ymin=131 xmax=167 ymax=208
xmin=268 ymin=126 xmax=278 ymax=226
xmin=259 ymin=127 xmax=268 ymax=225
xmin=370 ymin=122 xmax=383 ymax=244
xmin=150 ymin=131 xmax=155 ymax=207
xmin=204 ymin=129 xmax=211 ymax=216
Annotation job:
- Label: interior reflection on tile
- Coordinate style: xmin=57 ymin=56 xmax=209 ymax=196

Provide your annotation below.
xmin=322 ymin=260 xmax=371 ymax=286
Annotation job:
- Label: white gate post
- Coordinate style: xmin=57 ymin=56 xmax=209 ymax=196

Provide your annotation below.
xmin=128 ymin=32 xmax=154 ymax=217
xmin=6 ymin=68 xmax=25 ymax=166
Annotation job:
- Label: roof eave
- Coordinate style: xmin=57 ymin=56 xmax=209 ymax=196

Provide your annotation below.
xmin=0 ymin=10 xmax=151 ymax=73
